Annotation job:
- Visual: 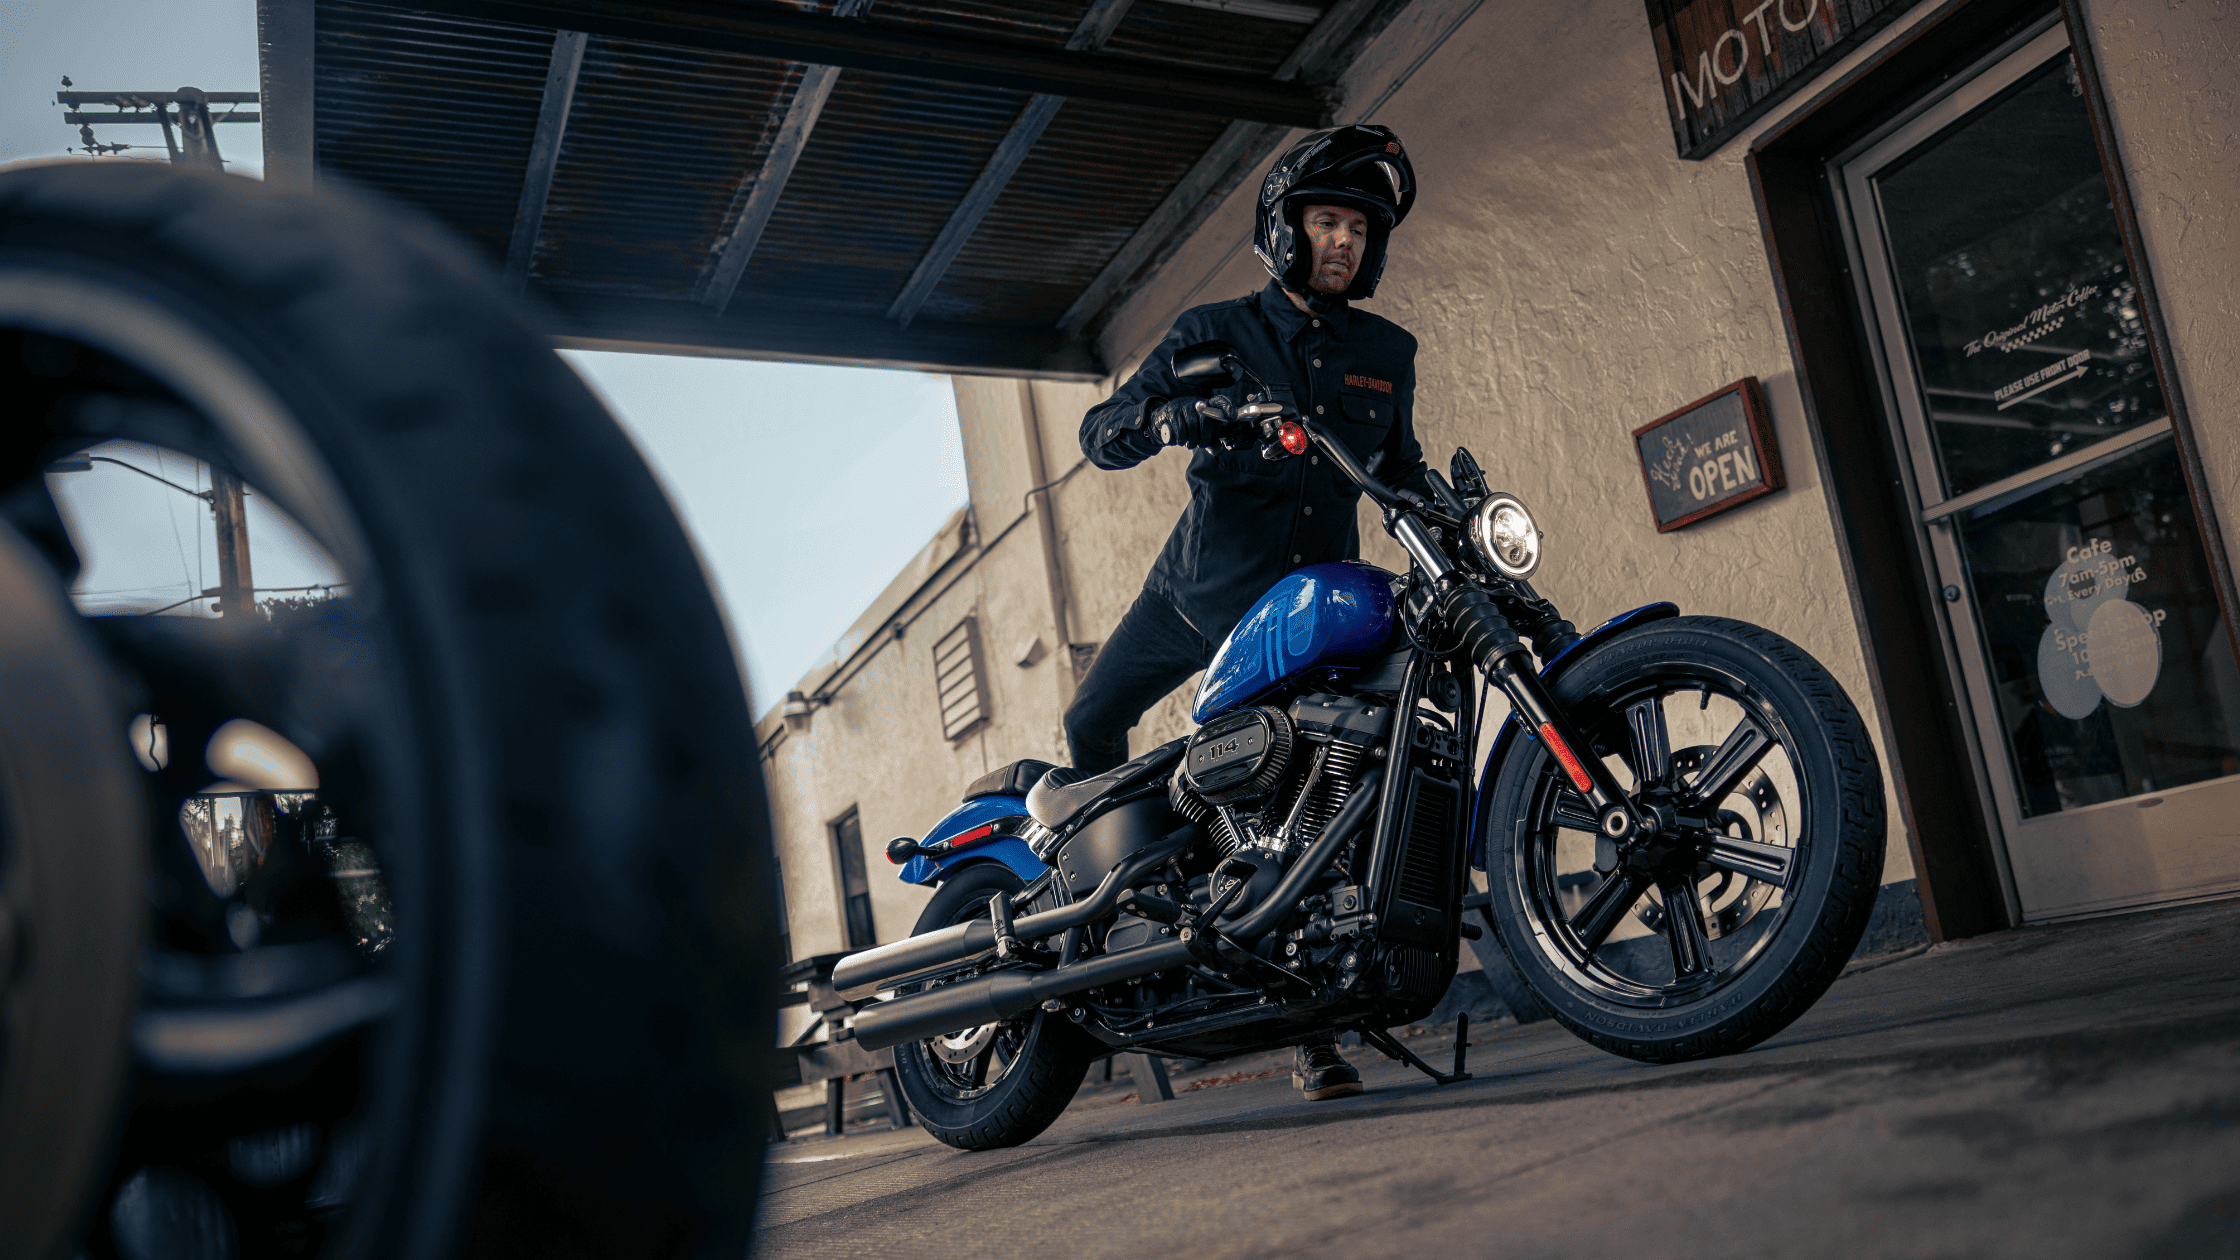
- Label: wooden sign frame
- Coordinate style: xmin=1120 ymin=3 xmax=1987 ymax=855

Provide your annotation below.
xmin=1632 ymin=377 xmax=1785 ymax=532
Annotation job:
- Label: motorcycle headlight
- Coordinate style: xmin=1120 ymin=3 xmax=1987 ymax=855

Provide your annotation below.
xmin=1467 ymin=492 xmax=1542 ymax=579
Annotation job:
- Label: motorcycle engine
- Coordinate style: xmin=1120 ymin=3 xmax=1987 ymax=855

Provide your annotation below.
xmin=1180 ymin=705 xmax=1293 ymax=804
xmin=1172 ymin=694 xmax=1391 ymax=866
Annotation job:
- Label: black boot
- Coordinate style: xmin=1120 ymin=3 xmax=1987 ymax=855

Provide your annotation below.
xmin=1292 ymin=1037 xmax=1363 ymax=1101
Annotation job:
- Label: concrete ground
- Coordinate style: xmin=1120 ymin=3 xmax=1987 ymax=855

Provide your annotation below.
xmin=754 ymin=898 xmax=2240 ymax=1260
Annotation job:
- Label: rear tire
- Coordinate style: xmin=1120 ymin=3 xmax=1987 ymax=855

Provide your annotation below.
xmin=891 ymin=866 xmax=1095 ymax=1150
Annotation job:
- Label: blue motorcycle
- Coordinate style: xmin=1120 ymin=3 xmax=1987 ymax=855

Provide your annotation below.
xmin=840 ymin=340 xmax=1886 ymax=1150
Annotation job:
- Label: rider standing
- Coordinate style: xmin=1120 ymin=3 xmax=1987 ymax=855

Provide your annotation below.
xmin=1069 ymin=124 xmax=1431 ymax=1102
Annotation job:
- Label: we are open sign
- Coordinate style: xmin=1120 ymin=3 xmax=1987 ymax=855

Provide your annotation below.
xmin=1633 ymin=378 xmax=1785 ymax=532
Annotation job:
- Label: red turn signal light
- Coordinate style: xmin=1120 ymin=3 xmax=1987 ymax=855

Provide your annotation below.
xmin=1278 ymin=422 xmax=1310 ymax=455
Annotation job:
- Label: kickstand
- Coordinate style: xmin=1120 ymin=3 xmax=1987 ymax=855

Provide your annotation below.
xmin=1359 ymin=1013 xmax=1473 ymax=1086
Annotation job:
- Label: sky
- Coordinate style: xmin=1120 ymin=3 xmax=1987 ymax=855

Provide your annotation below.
xmin=8 ymin=0 xmax=972 ymax=713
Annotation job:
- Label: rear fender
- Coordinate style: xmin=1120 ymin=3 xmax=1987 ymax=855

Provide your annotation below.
xmin=1468 ymin=602 xmax=1679 ymax=870
xmin=893 ymin=794 xmax=1052 ymax=886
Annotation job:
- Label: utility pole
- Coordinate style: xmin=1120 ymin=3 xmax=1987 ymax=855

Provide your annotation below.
xmin=208 ymin=469 xmax=256 ymax=619
xmin=56 ymin=86 xmax=259 ymax=168
xmin=55 ymin=82 xmax=255 ymax=617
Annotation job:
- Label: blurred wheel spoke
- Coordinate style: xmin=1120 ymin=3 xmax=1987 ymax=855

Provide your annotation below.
xmin=135 ymin=977 xmax=393 ymax=1075
xmin=1703 ymin=834 xmax=1795 ymax=890
xmin=1659 ymin=875 xmax=1714 ymax=981
xmin=1571 ymin=869 xmax=1652 ymax=954
xmin=1551 ymin=792 xmax=1600 ymax=833
xmin=1689 ymin=715 xmax=1772 ymax=806
xmin=1626 ymin=697 xmax=1672 ymax=786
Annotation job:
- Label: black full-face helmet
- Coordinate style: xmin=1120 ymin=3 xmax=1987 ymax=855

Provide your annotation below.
xmin=1253 ymin=124 xmax=1417 ymax=304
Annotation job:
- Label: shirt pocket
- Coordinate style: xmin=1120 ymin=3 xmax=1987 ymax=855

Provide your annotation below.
xmin=1334 ymin=389 xmax=1392 ymax=465
xmin=1210 ymin=446 xmax=1283 ymax=478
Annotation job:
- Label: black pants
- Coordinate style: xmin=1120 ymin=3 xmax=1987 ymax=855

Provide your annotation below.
xmin=1063 ymin=586 xmax=1218 ymax=774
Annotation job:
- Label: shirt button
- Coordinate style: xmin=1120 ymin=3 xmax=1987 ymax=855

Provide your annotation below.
xmin=1313 ymin=358 xmax=1322 ymax=367
xmin=1312 ymin=320 xmax=1321 ymax=328
xmin=1293 ymin=554 xmax=1302 ymax=563
xmin=1303 ymin=506 xmax=1314 ymax=515
xmin=1315 ymin=405 xmax=1325 ymax=415
xmin=1310 ymin=456 xmax=1319 ymax=465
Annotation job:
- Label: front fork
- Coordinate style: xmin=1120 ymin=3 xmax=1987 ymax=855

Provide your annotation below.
xmin=1389 ymin=512 xmax=1645 ymax=848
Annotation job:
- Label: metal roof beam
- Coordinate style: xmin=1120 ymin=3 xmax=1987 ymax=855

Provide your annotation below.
xmin=503 ymin=30 xmax=589 ymax=292
xmin=535 ymin=289 xmax=1104 ymax=379
xmin=255 ymin=0 xmax=316 ymax=188
xmin=384 ymin=0 xmax=1330 ymax=126
xmin=698 ymin=0 xmax=875 ymax=317
xmin=1152 ymin=0 xmax=1321 ymax=23
xmin=1058 ymin=0 xmax=1388 ymax=336
xmin=885 ymin=0 xmax=1136 ymax=328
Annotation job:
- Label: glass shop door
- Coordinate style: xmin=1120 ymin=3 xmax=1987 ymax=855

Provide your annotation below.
xmin=1837 ymin=22 xmax=2240 ymax=921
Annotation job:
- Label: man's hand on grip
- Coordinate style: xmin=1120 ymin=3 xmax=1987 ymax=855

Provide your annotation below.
xmin=1152 ymin=395 xmax=1240 ymax=449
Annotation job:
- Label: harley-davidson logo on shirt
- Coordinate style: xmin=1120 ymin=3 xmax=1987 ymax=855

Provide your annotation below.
xmin=1344 ymin=373 xmax=1393 ymax=393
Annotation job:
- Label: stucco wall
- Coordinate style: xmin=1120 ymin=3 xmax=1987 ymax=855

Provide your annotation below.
xmin=763 ymin=389 xmax=1085 ymax=962
xmin=2077 ymin=0 xmax=2239 ymax=556
xmin=761 ymin=0 xmax=2237 ymax=960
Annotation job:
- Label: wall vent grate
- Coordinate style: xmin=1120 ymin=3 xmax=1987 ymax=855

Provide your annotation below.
xmin=934 ymin=615 xmax=991 ymax=741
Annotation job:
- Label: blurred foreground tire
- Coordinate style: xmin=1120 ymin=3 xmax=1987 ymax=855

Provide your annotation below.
xmin=0 ymin=161 xmax=777 ymax=1259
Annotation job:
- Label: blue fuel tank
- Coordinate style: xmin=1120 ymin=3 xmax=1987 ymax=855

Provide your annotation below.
xmin=1192 ymin=561 xmax=1397 ymax=722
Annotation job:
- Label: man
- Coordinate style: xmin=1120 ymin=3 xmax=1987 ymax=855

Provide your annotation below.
xmin=1068 ymin=124 xmax=1433 ymax=1102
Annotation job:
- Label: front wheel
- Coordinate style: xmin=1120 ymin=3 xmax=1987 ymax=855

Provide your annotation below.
xmin=890 ymin=866 xmax=1095 ymax=1150
xmin=1482 ymin=616 xmax=1885 ymax=1063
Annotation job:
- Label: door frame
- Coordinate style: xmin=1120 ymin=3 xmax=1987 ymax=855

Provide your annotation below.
xmin=1743 ymin=0 xmax=2237 ymax=939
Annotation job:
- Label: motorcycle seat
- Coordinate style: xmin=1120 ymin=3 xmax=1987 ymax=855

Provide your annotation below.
xmin=961 ymin=758 xmax=1057 ymax=803
xmin=1025 ymin=739 xmax=1185 ymax=830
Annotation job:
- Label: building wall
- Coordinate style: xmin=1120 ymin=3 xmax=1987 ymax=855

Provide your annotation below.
xmin=761 ymin=380 xmax=1115 ymax=972
xmin=761 ymin=0 xmax=2235 ymax=968
xmin=1089 ymin=0 xmax=2016 ymax=889
xmin=2077 ymin=0 xmax=2240 ymax=554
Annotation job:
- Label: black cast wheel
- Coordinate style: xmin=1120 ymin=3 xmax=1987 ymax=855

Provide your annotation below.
xmin=891 ymin=866 xmax=1095 ymax=1150
xmin=1482 ymin=616 xmax=1885 ymax=1063
xmin=1 ymin=162 xmax=776 ymax=1257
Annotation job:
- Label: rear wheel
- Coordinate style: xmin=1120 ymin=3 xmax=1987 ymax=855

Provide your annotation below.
xmin=891 ymin=866 xmax=1094 ymax=1150
xmin=1482 ymin=616 xmax=1884 ymax=1063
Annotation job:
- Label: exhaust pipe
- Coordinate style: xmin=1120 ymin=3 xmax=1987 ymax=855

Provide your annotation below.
xmin=852 ymin=782 xmax=1382 ymax=1051
xmin=832 ymin=831 xmax=1190 ymax=998
xmin=854 ymin=941 xmax=1195 ymax=1051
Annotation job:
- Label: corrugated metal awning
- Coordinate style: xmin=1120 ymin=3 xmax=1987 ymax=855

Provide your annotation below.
xmin=259 ymin=0 xmax=1415 ymax=376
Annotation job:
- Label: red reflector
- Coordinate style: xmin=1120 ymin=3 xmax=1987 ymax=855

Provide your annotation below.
xmin=1385 ymin=141 xmax=1400 ymax=153
xmin=946 ymin=823 xmax=997 ymax=849
xmin=1278 ymin=422 xmax=1310 ymax=455
xmin=1539 ymin=723 xmax=1594 ymax=794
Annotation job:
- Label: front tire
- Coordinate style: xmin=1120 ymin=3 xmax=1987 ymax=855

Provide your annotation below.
xmin=1482 ymin=616 xmax=1884 ymax=1063
xmin=891 ymin=866 xmax=1095 ymax=1150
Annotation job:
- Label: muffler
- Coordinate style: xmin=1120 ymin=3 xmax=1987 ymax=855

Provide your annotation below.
xmin=831 ymin=831 xmax=1189 ymax=998
xmin=853 ymin=941 xmax=1194 ymax=1051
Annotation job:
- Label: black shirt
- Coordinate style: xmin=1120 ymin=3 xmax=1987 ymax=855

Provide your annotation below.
xmin=1080 ymin=280 xmax=1431 ymax=638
